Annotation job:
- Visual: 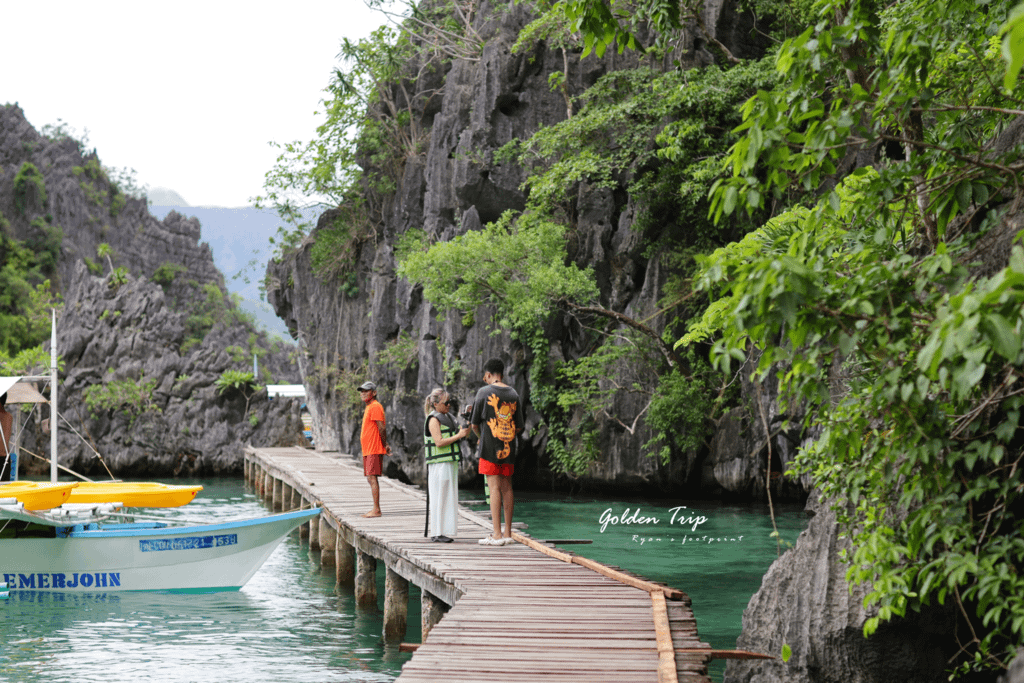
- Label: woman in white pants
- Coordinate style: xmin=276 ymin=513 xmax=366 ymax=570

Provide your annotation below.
xmin=423 ymin=388 xmax=470 ymax=542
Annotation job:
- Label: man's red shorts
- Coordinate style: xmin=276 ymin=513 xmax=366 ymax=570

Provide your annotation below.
xmin=363 ymin=453 xmax=383 ymax=476
xmin=479 ymin=459 xmax=513 ymax=477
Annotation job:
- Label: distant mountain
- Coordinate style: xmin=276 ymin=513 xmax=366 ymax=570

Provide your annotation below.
xmin=149 ymin=205 xmax=304 ymax=341
xmin=148 ymin=187 xmax=189 ymax=205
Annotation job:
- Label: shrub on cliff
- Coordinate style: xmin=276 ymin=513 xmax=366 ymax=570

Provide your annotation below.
xmin=83 ymin=373 xmax=159 ymax=428
xmin=215 ymin=369 xmax=262 ymax=417
xmin=13 ymin=161 xmax=47 ymax=216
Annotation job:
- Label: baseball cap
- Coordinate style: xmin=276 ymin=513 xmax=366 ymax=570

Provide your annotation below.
xmin=357 ymin=381 xmax=377 ymax=391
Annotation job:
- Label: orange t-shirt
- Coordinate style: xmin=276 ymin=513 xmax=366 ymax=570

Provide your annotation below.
xmin=361 ymin=400 xmax=386 ymax=456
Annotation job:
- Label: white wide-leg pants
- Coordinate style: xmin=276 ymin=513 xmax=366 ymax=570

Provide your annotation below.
xmin=428 ymin=461 xmax=459 ymax=538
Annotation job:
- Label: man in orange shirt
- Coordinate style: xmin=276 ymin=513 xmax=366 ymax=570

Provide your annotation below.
xmin=358 ymin=381 xmax=390 ymax=517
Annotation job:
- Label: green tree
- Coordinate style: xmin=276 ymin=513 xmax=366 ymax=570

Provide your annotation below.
xmin=399 ymin=210 xmax=598 ymax=348
xmin=0 ymin=212 xmax=62 ymax=358
xmin=215 ymin=370 xmax=261 ymax=416
xmin=678 ymin=0 xmax=1024 ymax=675
xmin=107 ymin=266 xmax=129 ymax=291
xmin=97 ymin=243 xmax=114 ymax=273
xmin=152 ymin=261 xmax=187 ymax=290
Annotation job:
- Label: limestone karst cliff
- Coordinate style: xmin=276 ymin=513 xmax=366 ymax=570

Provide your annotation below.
xmin=266 ymin=0 xmax=790 ymax=499
xmin=262 ymin=0 xmax=1024 ymax=680
xmin=0 ymin=103 xmax=302 ymax=476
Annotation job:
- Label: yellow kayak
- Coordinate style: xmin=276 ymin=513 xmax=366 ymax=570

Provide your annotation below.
xmin=0 ymin=481 xmax=80 ymax=511
xmin=66 ymin=482 xmax=203 ymax=508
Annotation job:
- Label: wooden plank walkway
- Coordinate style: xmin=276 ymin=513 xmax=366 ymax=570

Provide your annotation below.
xmin=245 ymin=446 xmax=712 ymax=683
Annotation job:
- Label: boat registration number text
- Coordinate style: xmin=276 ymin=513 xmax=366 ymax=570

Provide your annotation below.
xmin=139 ymin=534 xmax=238 ymax=552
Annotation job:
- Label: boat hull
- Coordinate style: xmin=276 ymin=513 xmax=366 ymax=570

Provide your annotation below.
xmin=0 ymin=482 xmax=78 ymax=510
xmin=0 ymin=508 xmax=320 ymax=592
xmin=67 ymin=482 xmax=203 ymax=508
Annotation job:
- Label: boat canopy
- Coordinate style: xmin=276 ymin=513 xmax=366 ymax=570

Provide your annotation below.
xmin=267 ymin=384 xmax=305 ymax=398
xmin=0 ymin=376 xmax=48 ymax=404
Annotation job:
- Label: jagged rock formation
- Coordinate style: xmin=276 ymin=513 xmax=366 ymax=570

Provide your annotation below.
xmin=42 ymin=263 xmax=304 ymax=476
xmin=724 ymin=495 xmax=959 ymax=683
xmin=0 ymin=103 xmax=302 ymax=476
xmin=267 ymin=0 xmax=783 ymax=494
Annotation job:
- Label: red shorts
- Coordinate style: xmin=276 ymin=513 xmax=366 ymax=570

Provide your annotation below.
xmin=363 ymin=453 xmax=383 ymax=476
xmin=479 ymin=459 xmax=513 ymax=477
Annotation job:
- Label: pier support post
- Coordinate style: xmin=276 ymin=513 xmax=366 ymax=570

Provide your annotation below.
xmin=421 ymin=590 xmax=450 ymax=640
xmin=355 ymin=552 xmax=377 ymax=608
xmin=383 ymin=567 xmax=409 ymax=642
xmin=294 ymin=490 xmax=309 ymax=540
xmin=272 ymin=478 xmax=283 ymax=510
xmin=263 ymin=471 xmax=274 ymax=502
xmin=281 ymin=483 xmax=293 ymax=510
xmin=309 ymin=514 xmax=321 ymax=551
xmin=336 ymin=538 xmax=355 ymax=586
xmin=319 ymin=516 xmax=337 ymax=567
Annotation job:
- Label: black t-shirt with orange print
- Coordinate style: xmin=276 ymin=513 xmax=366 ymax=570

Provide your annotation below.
xmin=470 ymin=384 xmax=523 ymax=465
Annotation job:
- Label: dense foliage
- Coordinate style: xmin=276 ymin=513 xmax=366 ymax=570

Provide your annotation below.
xmin=677 ymin=0 xmax=1024 ymax=673
xmin=0 ymin=212 xmax=62 ymax=361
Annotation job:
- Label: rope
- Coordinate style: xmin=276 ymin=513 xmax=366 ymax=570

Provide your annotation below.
xmin=58 ymin=411 xmax=115 ymax=480
xmin=14 ymin=446 xmax=94 ymax=482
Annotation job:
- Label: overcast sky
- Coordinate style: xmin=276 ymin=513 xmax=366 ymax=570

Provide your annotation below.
xmin=4 ymin=1 xmax=384 ymax=207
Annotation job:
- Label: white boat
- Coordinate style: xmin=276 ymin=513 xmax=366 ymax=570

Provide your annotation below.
xmin=0 ymin=502 xmax=320 ymax=592
xmin=0 ymin=312 xmax=321 ymax=593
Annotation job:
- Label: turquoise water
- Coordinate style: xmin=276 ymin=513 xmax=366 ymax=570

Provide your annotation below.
xmin=0 ymin=480 xmax=807 ymax=682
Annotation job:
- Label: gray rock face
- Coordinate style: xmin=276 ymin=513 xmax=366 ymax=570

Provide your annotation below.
xmin=266 ymin=0 xmax=786 ymax=494
xmin=725 ymin=495 xmax=957 ymax=683
xmin=1 ymin=103 xmax=301 ymax=477
xmin=998 ymin=650 xmax=1024 ymax=683
xmin=40 ymin=263 xmax=305 ymax=477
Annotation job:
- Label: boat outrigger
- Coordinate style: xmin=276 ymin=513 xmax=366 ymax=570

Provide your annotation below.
xmin=0 ymin=312 xmax=319 ymax=593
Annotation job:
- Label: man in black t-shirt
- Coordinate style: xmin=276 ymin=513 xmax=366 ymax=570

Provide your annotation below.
xmin=470 ymin=358 xmax=524 ymax=546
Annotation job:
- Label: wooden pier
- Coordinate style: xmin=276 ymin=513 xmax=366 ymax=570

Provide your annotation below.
xmin=245 ymin=446 xmax=713 ymax=682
